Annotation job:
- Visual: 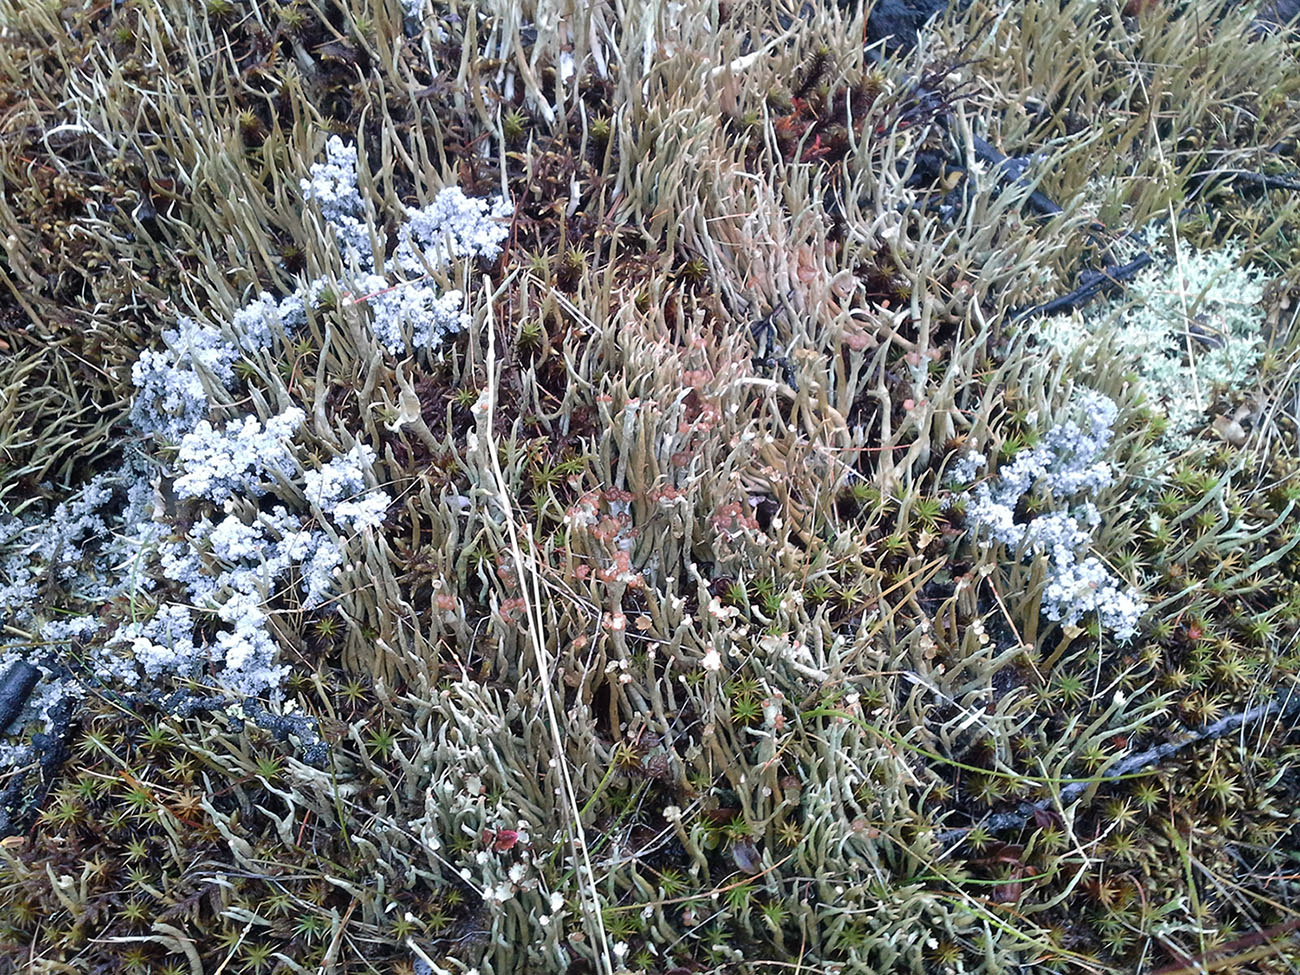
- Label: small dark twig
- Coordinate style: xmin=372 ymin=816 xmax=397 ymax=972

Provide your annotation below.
xmin=1009 ymin=252 xmax=1155 ymax=322
xmin=0 ymin=661 xmax=40 ymax=734
xmin=1188 ymin=168 xmax=1300 ymax=196
xmin=936 ymin=685 xmax=1300 ymax=846
xmin=968 ymin=133 xmax=1065 ymax=222
xmin=748 ymin=299 xmax=800 ymax=392
xmin=0 ymin=697 xmax=76 ymax=839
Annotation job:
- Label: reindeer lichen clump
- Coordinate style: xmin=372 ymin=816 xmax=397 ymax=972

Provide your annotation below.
xmin=1031 ymin=233 xmax=1272 ymax=452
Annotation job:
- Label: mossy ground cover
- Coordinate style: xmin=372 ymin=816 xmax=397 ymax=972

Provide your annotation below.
xmin=2 ymin=0 xmax=1300 ymax=972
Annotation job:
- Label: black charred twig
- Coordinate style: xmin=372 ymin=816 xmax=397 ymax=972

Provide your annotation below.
xmin=748 ymin=305 xmax=801 ymax=392
xmin=1188 ymin=168 xmax=1300 ymax=196
xmin=0 ymin=660 xmax=40 ymax=734
xmin=0 ymin=697 xmax=76 ymax=838
xmin=968 ymin=133 xmax=1064 ymax=221
xmin=1009 ymin=252 xmax=1155 ymax=322
xmin=936 ymin=686 xmax=1300 ymax=847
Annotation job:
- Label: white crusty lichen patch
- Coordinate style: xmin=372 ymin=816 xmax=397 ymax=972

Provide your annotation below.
xmin=300 ymin=135 xmax=511 ymax=354
xmin=0 ymin=136 xmax=514 ymax=762
xmin=949 ymin=390 xmax=1144 ymax=640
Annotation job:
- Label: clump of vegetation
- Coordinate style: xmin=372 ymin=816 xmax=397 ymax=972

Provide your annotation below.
xmin=1 ymin=0 xmax=1299 ymax=972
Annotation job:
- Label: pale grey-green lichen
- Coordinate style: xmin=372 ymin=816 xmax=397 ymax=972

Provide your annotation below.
xmin=1032 ymin=232 xmax=1269 ymax=450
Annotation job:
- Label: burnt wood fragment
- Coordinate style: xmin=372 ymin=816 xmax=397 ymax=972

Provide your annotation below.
xmin=0 ymin=660 xmax=39 ymax=734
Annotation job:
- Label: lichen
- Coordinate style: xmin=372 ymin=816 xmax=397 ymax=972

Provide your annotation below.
xmin=1032 ymin=232 xmax=1271 ymax=451
xmin=1 ymin=0 xmax=1299 ymax=971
